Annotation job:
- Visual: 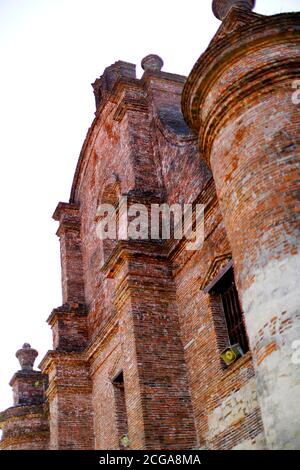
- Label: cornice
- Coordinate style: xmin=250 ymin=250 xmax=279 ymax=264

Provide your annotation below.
xmin=99 ymin=177 xmax=218 ymax=280
xmin=9 ymin=369 xmax=45 ymax=387
xmin=46 ymin=303 xmax=87 ymax=326
xmin=52 ymin=202 xmax=80 ymax=221
xmin=0 ymin=404 xmax=46 ymax=423
xmin=182 ymin=12 xmax=300 ymax=139
xmin=0 ymin=431 xmax=49 ymax=450
xmin=100 ymin=239 xmax=168 ymax=279
xmin=45 ymin=382 xmax=92 ymax=401
xmin=201 ymin=58 xmax=300 ymax=159
xmin=38 ymin=350 xmax=86 ymax=373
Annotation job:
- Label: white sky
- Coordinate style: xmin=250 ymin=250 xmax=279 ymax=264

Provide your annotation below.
xmin=0 ymin=0 xmax=299 ymax=412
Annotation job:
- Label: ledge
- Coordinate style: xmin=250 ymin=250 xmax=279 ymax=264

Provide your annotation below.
xmin=0 ymin=403 xmax=46 ymax=423
xmin=182 ymin=12 xmax=300 ymax=135
xmin=221 ymin=351 xmax=253 ymax=381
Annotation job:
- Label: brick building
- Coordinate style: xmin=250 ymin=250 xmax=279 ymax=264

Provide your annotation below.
xmin=1 ymin=0 xmax=300 ymax=450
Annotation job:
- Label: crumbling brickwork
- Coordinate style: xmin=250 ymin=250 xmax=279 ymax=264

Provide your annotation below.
xmin=1 ymin=0 xmax=299 ymax=450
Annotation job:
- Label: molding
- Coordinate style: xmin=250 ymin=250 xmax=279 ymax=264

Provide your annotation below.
xmin=182 ymin=12 xmax=300 ymax=135
xmin=0 ymin=431 xmax=49 ymax=450
xmin=38 ymin=350 xmax=86 ymax=373
xmin=113 ymin=97 xmax=148 ymax=122
xmin=200 ymin=253 xmax=232 ymax=291
xmin=0 ymin=404 xmax=47 ymax=423
xmin=201 ymin=59 xmax=300 ymax=159
xmin=47 ymin=303 xmax=87 ymax=326
xmin=52 ymin=202 xmax=80 ymax=221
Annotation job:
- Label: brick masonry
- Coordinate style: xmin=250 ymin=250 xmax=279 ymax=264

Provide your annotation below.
xmin=0 ymin=1 xmax=299 ymax=450
xmin=183 ymin=4 xmax=300 ymax=450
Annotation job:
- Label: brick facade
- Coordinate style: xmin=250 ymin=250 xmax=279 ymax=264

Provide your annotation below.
xmin=1 ymin=1 xmax=299 ymax=450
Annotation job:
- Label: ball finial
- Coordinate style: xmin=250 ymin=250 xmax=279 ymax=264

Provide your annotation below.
xmin=212 ymin=0 xmax=255 ymax=21
xmin=141 ymin=54 xmax=164 ymax=73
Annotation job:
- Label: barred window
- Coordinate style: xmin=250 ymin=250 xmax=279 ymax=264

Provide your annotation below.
xmin=207 ymin=264 xmax=249 ymax=354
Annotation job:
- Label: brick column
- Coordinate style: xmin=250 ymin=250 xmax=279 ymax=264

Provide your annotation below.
xmin=182 ymin=6 xmax=300 ymax=449
xmin=39 ymin=352 xmax=94 ymax=449
xmin=53 ymin=202 xmax=85 ymax=304
xmin=39 ymin=202 xmax=94 ymax=449
xmin=105 ymin=244 xmax=197 ymax=450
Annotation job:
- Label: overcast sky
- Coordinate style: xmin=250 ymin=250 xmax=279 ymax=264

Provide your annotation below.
xmin=0 ymin=0 xmax=299 ymax=412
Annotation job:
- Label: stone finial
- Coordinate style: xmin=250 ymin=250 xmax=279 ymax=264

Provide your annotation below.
xmin=212 ymin=0 xmax=255 ymax=20
xmin=16 ymin=344 xmax=38 ymax=371
xmin=141 ymin=54 xmax=164 ymax=73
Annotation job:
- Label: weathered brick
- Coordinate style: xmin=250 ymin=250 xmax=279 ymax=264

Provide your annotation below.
xmin=1 ymin=2 xmax=299 ymax=451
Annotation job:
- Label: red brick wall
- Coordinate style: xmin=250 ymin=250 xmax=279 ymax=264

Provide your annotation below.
xmin=182 ymin=10 xmax=300 ymax=449
xmin=3 ymin=8 xmax=299 ymax=451
xmin=68 ymin=62 xmax=264 ymax=449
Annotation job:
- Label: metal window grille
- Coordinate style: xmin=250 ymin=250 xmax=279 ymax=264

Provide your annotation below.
xmin=214 ymin=268 xmax=249 ymax=353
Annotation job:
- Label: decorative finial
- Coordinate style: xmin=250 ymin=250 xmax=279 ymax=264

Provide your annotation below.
xmin=16 ymin=344 xmax=38 ymax=371
xmin=212 ymin=0 xmax=255 ymax=21
xmin=141 ymin=54 xmax=164 ymax=73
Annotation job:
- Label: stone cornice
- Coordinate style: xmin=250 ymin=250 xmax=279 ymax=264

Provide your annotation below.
xmin=182 ymin=12 xmax=300 ymax=152
xmin=113 ymin=95 xmax=148 ymax=122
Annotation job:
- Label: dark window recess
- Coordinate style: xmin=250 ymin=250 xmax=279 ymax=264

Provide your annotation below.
xmin=212 ymin=267 xmax=249 ymax=354
xmin=112 ymin=372 xmax=128 ymax=447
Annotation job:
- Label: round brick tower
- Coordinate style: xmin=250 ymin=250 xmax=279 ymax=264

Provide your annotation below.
xmin=0 ymin=344 xmax=49 ymax=449
xmin=182 ymin=2 xmax=300 ymax=449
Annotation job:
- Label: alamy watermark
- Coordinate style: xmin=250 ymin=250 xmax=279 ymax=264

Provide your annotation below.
xmin=292 ymin=80 xmax=300 ymax=104
xmin=95 ymin=197 xmax=204 ymax=251
xmin=292 ymin=340 xmax=300 ymax=365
